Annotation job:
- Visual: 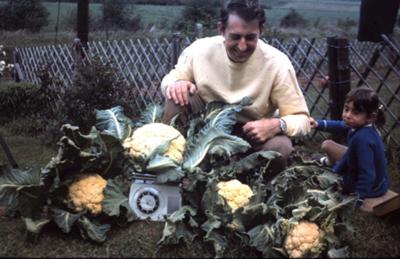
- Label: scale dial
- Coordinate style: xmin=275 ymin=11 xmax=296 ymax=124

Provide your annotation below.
xmin=136 ymin=189 xmax=160 ymax=214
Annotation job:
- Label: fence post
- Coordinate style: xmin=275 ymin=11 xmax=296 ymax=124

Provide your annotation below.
xmin=73 ymin=38 xmax=84 ymax=67
xmin=171 ymin=32 xmax=181 ymax=69
xmin=12 ymin=50 xmax=24 ymax=82
xmin=0 ymin=134 xmax=18 ymax=169
xmin=195 ymin=23 xmax=203 ymax=39
xmin=327 ymin=37 xmax=351 ymax=143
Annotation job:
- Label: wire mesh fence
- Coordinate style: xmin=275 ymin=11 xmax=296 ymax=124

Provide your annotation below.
xmin=13 ymin=35 xmax=400 ymax=146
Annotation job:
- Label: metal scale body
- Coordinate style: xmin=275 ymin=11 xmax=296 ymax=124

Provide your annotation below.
xmin=129 ymin=173 xmax=182 ymax=221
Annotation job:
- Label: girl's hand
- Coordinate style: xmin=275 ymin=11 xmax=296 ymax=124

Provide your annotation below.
xmin=309 ymin=117 xmax=318 ymax=128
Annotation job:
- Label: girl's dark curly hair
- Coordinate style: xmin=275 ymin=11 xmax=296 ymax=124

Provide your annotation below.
xmin=345 ymin=86 xmax=386 ymax=128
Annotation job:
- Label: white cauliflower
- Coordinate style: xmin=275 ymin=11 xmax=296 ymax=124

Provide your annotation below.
xmin=68 ymin=174 xmax=107 ymax=215
xmin=217 ymin=179 xmax=253 ymax=212
xmin=123 ymin=123 xmax=186 ymax=163
xmin=284 ymin=220 xmax=325 ymax=258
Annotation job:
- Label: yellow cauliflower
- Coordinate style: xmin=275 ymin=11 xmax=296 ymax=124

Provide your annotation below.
xmin=284 ymin=220 xmax=324 ymax=258
xmin=123 ymin=123 xmax=186 ymax=163
xmin=217 ymin=179 xmax=253 ymax=212
xmin=68 ymin=174 xmax=107 ymax=215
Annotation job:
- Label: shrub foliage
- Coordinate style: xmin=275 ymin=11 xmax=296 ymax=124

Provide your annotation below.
xmin=0 ymin=59 xmax=137 ymax=145
xmin=280 ymin=8 xmax=307 ymax=28
xmin=0 ymin=0 xmax=49 ymax=32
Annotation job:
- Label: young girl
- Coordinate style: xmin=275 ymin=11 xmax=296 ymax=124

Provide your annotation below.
xmin=309 ymin=86 xmax=390 ymax=206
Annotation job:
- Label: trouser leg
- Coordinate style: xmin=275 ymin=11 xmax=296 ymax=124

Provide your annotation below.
xmin=162 ymin=94 xmax=205 ymax=124
xmin=232 ymin=123 xmax=293 ymax=180
xmin=255 ymin=135 xmax=294 ymax=181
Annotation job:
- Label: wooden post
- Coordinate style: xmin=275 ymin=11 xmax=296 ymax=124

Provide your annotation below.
xmin=0 ymin=134 xmax=18 ymax=169
xmin=327 ymin=37 xmax=351 ymax=143
xmin=73 ymin=38 xmax=83 ymax=66
xmin=13 ymin=50 xmax=24 ymax=82
xmin=77 ymin=0 xmax=89 ymax=46
xmin=171 ymin=32 xmax=181 ymax=69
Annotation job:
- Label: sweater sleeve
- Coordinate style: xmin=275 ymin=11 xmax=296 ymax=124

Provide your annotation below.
xmin=271 ymin=59 xmax=311 ymax=136
xmin=160 ymin=43 xmax=195 ymax=97
xmin=316 ymin=120 xmax=348 ymax=133
xmin=352 ymin=137 xmax=377 ymax=199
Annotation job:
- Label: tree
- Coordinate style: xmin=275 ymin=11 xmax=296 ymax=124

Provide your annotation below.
xmin=102 ymin=0 xmax=141 ymax=31
xmin=174 ymin=0 xmax=219 ymax=34
xmin=280 ymin=8 xmax=307 ymax=28
xmin=0 ymin=0 xmax=49 ymax=32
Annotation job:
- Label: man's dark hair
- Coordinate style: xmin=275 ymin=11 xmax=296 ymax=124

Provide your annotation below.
xmin=219 ymin=0 xmax=266 ymax=30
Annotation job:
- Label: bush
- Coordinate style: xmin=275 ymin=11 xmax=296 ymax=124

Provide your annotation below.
xmin=173 ymin=0 xmax=219 ymax=35
xmin=102 ymin=0 xmax=142 ymax=31
xmin=337 ymin=18 xmax=358 ymax=29
xmin=280 ymin=8 xmax=307 ymax=28
xmin=0 ymin=59 xmax=137 ymax=145
xmin=0 ymin=0 xmax=49 ymax=32
xmin=62 ymin=58 xmax=134 ymax=133
xmin=0 ymin=82 xmax=38 ymax=119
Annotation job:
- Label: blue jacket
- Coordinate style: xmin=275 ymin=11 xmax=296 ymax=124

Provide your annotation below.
xmin=316 ymin=120 xmax=389 ymax=200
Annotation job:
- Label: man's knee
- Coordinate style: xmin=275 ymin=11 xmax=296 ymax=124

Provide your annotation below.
xmin=162 ymin=94 xmax=205 ymax=124
xmin=258 ymin=135 xmax=294 ymax=160
xmin=257 ymin=135 xmax=293 ymax=181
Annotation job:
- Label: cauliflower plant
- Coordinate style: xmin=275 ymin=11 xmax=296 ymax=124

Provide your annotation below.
xmin=68 ymin=174 xmax=107 ymax=215
xmin=123 ymin=123 xmax=186 ymax=163
xmin=217 ymin=179 xmax=253 ymax=212
xmin=284 ymin=220 xmax=325 ymax=258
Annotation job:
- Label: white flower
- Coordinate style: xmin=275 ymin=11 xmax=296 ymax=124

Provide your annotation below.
xmin=0 ymin=60 xmax=6 ymax=72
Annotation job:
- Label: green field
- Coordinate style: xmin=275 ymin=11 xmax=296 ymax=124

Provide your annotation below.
xmin=41 ymin=0 xmax=362 ymax=32
xmin=43 ymin=2 xmax=184 ymax=32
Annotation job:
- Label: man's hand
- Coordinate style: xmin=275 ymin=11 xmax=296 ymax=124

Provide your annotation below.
xmin=242 ymin=118 xmax=281 ymax=143
xmin=166 ymin=80 xmax=197 ymax=106
xmin=309 ymin=117 xmax=318 ymax=129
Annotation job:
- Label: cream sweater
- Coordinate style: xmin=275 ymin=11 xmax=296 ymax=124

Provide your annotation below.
xmin=161 ymin=36 xmax=311 ymax=136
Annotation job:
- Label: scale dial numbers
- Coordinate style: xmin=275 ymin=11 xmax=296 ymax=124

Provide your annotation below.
xmin=136 ymin=189 xmax=160 ymax=214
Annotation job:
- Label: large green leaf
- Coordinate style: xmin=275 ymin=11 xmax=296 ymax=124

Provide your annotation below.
xmin=136 ymin=104 xmax=164 ymax=126
xmin=51 ymin=208 xmax=81 ymax=233
xmin=204 ymin=231 xmax=229 ymax=258
xmin=23 ymin=217 xmax=52 ymax=242
xmin=41 ymin=124 xmax=125 ymax=188
xmin=158 ymin=206 xmax=199 ymax=245
xmin=0 ymin=165 xmax=45 ymax=217
xmin=103 ymin=176 xmax=136 ymax=222
xmin=146 ymin=155 xmax=184 ymax=183
xmin=210 ymin=150 xmax=282 ymax=180
xmin=183 ymin=127 xmax=250 ymax=172
xmin=23 ymin=217 xmax=51 ymax=234
xmin=182 ymin=97 xmax=253 ymax=172
xmin=201 ymin=180 xmax=232 ymax=220
xmin=203 ymin=96 xmax=252 ymax=134
xmin=247 ymin=224 xmax=274 ymax=253
xmin=78 ymin=216 xmax=111 ymax=243
xmin=95 ymin=106 xmax=134 ymax=141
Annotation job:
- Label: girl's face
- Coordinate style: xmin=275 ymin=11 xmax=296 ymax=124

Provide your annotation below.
xmin=342 ymin=101 xmax=374 ymax=129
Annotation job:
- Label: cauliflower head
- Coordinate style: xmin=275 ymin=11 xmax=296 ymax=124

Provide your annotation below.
xmin=217 ymin=179 xmax=253 ymax=212
xmin=123 ymin=123 xmax=186 ymax=163
xmin=68 ymin=174 xmax=107 ymax=215
xmin=284 ymin=220 xmax=325 ymax=258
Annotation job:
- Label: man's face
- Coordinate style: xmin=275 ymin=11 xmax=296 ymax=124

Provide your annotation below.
xmin=218 ymin=14 xmax=261 ymax=63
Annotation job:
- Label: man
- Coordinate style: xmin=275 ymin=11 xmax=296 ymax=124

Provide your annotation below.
xmin=161 ymin=0 xmax=310 ymax=167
